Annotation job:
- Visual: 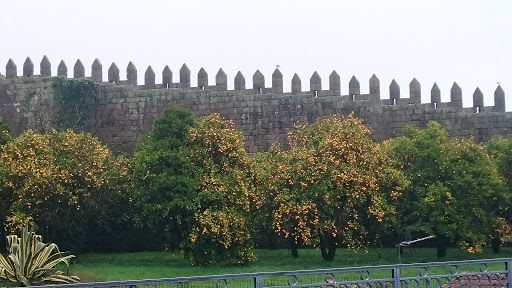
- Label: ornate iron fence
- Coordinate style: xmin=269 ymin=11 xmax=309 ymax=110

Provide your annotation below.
xmin=31 ymin=258 xmax=512 ymax=288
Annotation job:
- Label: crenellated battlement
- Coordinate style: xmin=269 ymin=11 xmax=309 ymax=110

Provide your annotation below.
xmin=2 ymin=56 xmax=507 ymax=110
xmin=0 ymin=56 xmax=510 ymax=154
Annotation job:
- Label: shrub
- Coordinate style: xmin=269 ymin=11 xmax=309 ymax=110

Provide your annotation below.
xmin=0 ymin=130 xmax=133 ymax=252
xmin=0 ymin=226 xmax=79 ymax=286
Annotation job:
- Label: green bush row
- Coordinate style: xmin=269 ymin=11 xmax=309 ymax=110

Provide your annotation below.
xmin=0 ymin=106 xmax=512 ymax=266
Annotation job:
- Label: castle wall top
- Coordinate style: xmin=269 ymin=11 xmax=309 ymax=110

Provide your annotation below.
xmin=1 ymin=56 xmax=507 ymax=111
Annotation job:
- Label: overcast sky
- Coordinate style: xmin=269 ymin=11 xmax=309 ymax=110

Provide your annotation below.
xmin=1 ymin=0 xmax=510 ymax=110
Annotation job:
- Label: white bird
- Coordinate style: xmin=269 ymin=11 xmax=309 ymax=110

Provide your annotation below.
xmin=497 ymin=82 xmax=501 ymax=85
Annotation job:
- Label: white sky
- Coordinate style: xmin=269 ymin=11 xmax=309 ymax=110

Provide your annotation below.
xmin=1 ymin=0 xmax=511 ymax=110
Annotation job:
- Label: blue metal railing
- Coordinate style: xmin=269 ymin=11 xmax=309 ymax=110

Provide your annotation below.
xmin=15 ymin=258 xmax=512 ymax=288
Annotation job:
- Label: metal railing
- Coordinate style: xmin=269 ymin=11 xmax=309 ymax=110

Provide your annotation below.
xmin=26 ymin=258 xmax=512 ymax=288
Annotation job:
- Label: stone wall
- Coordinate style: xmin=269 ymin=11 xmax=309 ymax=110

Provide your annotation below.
xmin=0 ymin=56 xmax=510 ymax=155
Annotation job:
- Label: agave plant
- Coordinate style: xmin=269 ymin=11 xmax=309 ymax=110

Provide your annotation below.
xmin=0 ymin=227 xmax=80 ymax=286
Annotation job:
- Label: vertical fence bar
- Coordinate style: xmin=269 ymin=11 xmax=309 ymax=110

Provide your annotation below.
xmin=392 ymin=266 xmax=401 ymax=288
xmin=506 ymin=260 xmax=512 ymax=288
xmin=254 ymin=276 xmax=263 ymax=288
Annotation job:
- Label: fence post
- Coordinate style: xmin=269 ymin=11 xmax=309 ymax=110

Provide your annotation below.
xmin=392 ymin=267 xmax=401 ymax=288
xmin=254 ymin=276 xmax=263 ymax=288
xmin=506 ymin=260 xmax=512 ymax=288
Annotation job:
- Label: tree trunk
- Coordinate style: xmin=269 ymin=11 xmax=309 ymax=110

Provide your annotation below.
xmin=491 ymin=232 xmax=501 ymax=253
xmin=435 ymin=233 xmax=449 ymax=260
xmin=263 ymin=229 xmax=276 ymax=249
xmin=319 ymin=232 xmax=336 ymax=262
xmin=290 ymin=237 xmax=299 ymax=257
xmin=436 ymin=244 xmax=447 ymax=260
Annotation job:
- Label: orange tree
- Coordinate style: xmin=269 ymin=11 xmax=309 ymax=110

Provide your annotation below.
xmin=383 ymin=122 xmax=508 ymax=258
xmin=0 ymin=116 xmax=12 ymax=249
xmin=258 ymin=114 xmax=406 ymax=261
xmin=486 ymin=136 xmax=512 ymax=252
xmin=0 ymin=130 xmax=133 ymax=252
xmin=184 ymin=114 xmax=257 ymax=266
xmin=133 ymin=109 xmax=258 ymax=266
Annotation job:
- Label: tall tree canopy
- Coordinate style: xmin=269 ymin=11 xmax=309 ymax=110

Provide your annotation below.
xmin=132 ymin=106 xmax=199 ymax=251
xmin=133 ymin=108 xmax=257 ymax=266
xmin=485 ymin=136 xmax=512 ymax=251
xmin=384 ymin=122 xmax=509 ymax=257
xmin=0 ymin=129 xmax=133 ymax=252
xmin=258 ymin=114 xmax=406 ymax=261
xmin=185 ymin=114 xmax=257 ymax=266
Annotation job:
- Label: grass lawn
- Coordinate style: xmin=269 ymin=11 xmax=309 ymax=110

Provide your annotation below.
xmin=68 ymin=247 xmax=512 ymax=282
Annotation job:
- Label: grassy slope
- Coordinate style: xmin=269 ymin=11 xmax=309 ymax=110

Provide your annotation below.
xmin=69 ymin=247 xmax=512 ymax=282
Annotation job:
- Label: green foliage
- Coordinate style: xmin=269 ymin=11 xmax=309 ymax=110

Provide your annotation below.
xmin=256 ymin=115 xmax=406 ymax=261
xmin=0 ymin=116 xmax=12 ymax=249
xmin=185 ymin=114 xmax=257 ymax=266
xmin=52 ymin=78 xmax=98 ymax=132
xmin=150 ymin=106 xmax=196 ymax=145
xmin=486 ymin=136 xmax=512 ymax=246
xmin=487 ymin=136 xmax=512 ymax=191
xmin=134 ymin=108 xmax=256 ymax=266
xmin=132 ymin=106 xmax=199 ymax=251
xmin=4 ymin=101 xmax=512 ymax=263
xmin=0 ymin=130 xmax=133 ymax=253
xmin=0 ymin=226 xmax=79 ymax=286
xmin=0 ymin=116 xmax=11 ymax=147
xmin=384 ymin=122 xmax=508 ymax=255
xmin=250 ymin=147 xmax=286 ymax=249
